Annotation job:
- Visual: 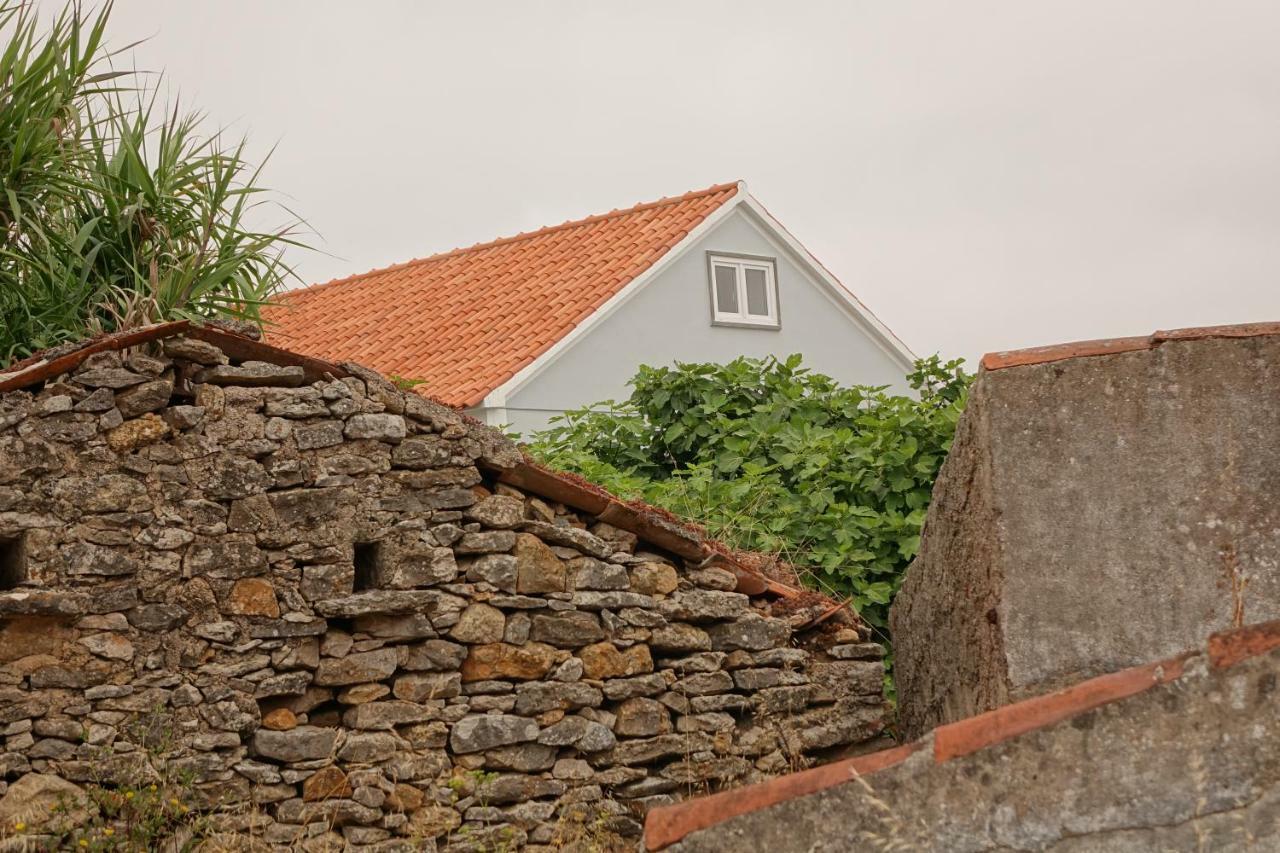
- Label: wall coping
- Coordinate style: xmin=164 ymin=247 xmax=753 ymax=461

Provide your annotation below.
xmin=980 ymin=321 xmax=1280 ymax=372
xmin=641 ymin=618 xmax=1280 ymax=850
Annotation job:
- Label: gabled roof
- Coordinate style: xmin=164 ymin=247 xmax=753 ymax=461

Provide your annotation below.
xmin=262 ymin=182 xmax=740 ymax=407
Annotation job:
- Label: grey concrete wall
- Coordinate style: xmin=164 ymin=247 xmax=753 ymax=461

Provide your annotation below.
xmin=892 ymin=332 xmax=1280 ymax=738
xmin=665 ymin=643 xmax=1280 ymax=853
xmin=490 ymin=208 xmax=912 ymax=436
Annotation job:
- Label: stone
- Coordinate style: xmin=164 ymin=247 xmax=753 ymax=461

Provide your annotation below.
xmin=659 ymin=590 xmax=750 ymax=622
xmin=337 ymin=732 xmax=401 ymax=762
xmin=337 ymin=683 xmax=390 ymax=704
xmin=115 ymin=378 xmax=173 ymax=418
xmin=613 ymin=697 xmax=671 ymax=737
xmin=106 ymin=413 xmax=171 ymax=453
xmin=397 ymin=640 xmax=468 ymax=671
xmin=262 ymin=708 xmax=298 ymax=731
xmin=314 ymin=649 xmax=398 ymax=686
xmin=303 ymin=766 xmax=352 ymax=802
xmin=391 ymin=435 xmax=454 ymax=469
xmin=185 ymin=537 xmax=267 ymax=579
xmin=294 ymin=420 xmax=345 ymax=450
xmin=529 ymin=611 xmax=605 ymax=647
xmin=200 ymin=361 xmax=305 ymax=387
xmin=593 ymin=733 xmax=712 ymax=768
xmin=315 ymin=590 xmax=464 ymax=620
xmin=162 ymin=336 xmax=228 ymax=365
xmin=0 ymin=773 xmax=87 ymax=830
xmin=520 ymin=521 xmax=612 ymax=558
xmin=74 ymin=367 xmax=147 ymax=389
xmin=707 ymin=615 xmax=791 ymax=651
xmin=464 ymin=495 xmax=524 ymax=528
xmin=464 ymin=554 xmax=519 ymax=592
xmin=650 ymin=623 xmax=712 ymax=652
xmin=504 ymin=611 xmax=531 ymax=645
xmin=674 ymin=671 xmax=734 ymax=696
xmin=127 ymin=603 xmax=188 ymax=631
xmin=514 ymin=533 xmax=566 ymax=593
xmin=630 ymin=561 xmax=679 ymax=595
xmin=687 ymin=567 xmax=739 ymax=591
xmin=184 ymin=452 xmax=271 ymax=500
xmin=602 ymin=673 xmax=668 ymax=701
xmin=455 ymin=530 xmax=518 ymax=554
xmin=568 ymin=557 xmax=630 ymax=591
xmin=733 ymin=668 xmax=808 ymax=690
xmin=406 ymin=805 xmax=461 ymax=839
xmin=553 ymin=758 xmax=594 ymax=780
xmin=254 ymin=727 xmax=339 ymax=762
xmin=263 ymin=388 xmax=328 ymax=418
xmin=830 ymin=642 xmax=886 ymax=661
xmin=224 ymin=578 xmax=281 ymax=617
xmin=513 ymin=682 xmax=603 ymax=715
xmin=461 ymin=642 xmax=557 ymax=682
xmin=578 ymin=642 xmax=653 ymax=679
xmin=484 ymin=742 xmax=559 ymax=772
xmin=449 ymin=603 xmax=506 ymax=644
xmin=354 ymin=613 xmax=437 ymax=641
xmin=393 ymin=672 xmax=462 ymax=702
xmin=344 ymin=413 xmax=406 ymax=443
xmin=571 ymin=591 xmax=657 ymax=610
xmin=449 ymin=714 xmax=539 ymax=754
xmin=79 ymin=632 xmax=134 ymax=661
xmin=474 ymin=773 xmax=566 ymax=805
xmin=372 ymin=531 xmax=458 ymax=588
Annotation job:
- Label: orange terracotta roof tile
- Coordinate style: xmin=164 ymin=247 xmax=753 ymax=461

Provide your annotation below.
xmin=262 ymin=182 xmax=741 ymax=408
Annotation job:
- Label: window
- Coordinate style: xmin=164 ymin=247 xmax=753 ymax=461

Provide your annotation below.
xmin=353 ymin=541 xmax=380 ymax=591
xmin=707 ymin=254 xmax=779 ymax=328
xmin=0 ymin=534 xmax=25 ymax=590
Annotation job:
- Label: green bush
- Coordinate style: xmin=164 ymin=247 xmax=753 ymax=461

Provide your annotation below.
xmin=0 ymin=1 xmax=301 ymax=362
xmin=526 ymin=354 xmax=970 ymax=630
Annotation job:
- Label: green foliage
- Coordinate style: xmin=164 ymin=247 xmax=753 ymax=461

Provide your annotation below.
xmin=0 ymin=1 xmax=302 ymax=363
xmin=528 ymin=354 xmax=971 ymax=628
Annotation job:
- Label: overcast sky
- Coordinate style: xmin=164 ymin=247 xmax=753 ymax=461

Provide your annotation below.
xmin=80 ymin=1 xmax=1280 ymax=365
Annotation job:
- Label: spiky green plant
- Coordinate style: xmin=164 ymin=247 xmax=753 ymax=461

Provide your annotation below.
xmin=0 ymin=1 xmax=302 ymax=362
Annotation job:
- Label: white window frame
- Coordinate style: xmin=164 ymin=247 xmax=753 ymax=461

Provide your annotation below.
xmin=706 ymin=252 xmax=780 ymax=329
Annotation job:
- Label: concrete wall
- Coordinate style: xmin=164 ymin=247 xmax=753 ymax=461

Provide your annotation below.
xmin=485 ymin=207 xmax=912 ymax=436
xmin=656 ymin=629 xmax=1280 ymax=853
xmin=891 ymin=330 xmax=1280 ymax=738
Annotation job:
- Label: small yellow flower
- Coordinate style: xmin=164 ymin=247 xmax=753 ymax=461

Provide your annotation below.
xmin=13 ymin=822 xmax=25 ymax=832
xmin=149 ymin=784 xmax=157 ymax=793
xmin=79 ymin=840 xmax=88 ymax=848
xmin=169 ymin=797 xmax=180 ymax=807
xmin=124 ymin=790 xmax=135 ymax=800
xmin=103 ymin=828 xmax=114 ymax=837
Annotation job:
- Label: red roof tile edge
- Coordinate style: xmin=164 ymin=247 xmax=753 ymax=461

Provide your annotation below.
xmin=0 ymin=323 xmax=835 ymax=618
xmin=980 ymin=321 xmax=1280 ymax=372
xmin=642 ymin=618 xmax=1280 ymax=851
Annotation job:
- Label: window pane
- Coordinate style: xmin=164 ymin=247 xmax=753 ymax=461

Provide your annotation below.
xmin=714 ymin=265 xmax=739 ymax=314
xmin=744 ymin=267 xmax=770 ymax=316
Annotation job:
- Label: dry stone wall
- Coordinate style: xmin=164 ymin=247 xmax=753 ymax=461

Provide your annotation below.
xmin=0 ymin=333 xmax=885 ymax=851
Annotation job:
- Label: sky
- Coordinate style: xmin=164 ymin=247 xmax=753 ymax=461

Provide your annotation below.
xmin=65 ymin=0 xmax=1280 ymax=365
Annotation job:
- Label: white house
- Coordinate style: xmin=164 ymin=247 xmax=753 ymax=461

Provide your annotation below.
xmin=266 ymin=181 xmax=916 ymax=436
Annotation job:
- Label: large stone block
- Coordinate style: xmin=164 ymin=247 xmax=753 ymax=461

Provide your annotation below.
xmin=892 ymin=332 xmax=1280 ymax=737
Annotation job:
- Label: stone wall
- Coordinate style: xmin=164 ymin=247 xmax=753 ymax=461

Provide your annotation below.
xmin=891 ymin=328 xmax=1280 ymax=739
xmin=644 ymin=620 xmax=1280 ymax=852
xmin=0 ymin=328 xmax=885 ymax=851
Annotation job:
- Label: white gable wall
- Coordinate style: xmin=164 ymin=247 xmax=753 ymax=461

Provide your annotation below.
xmin=477 ymin=206 xmax=913 ymax=436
